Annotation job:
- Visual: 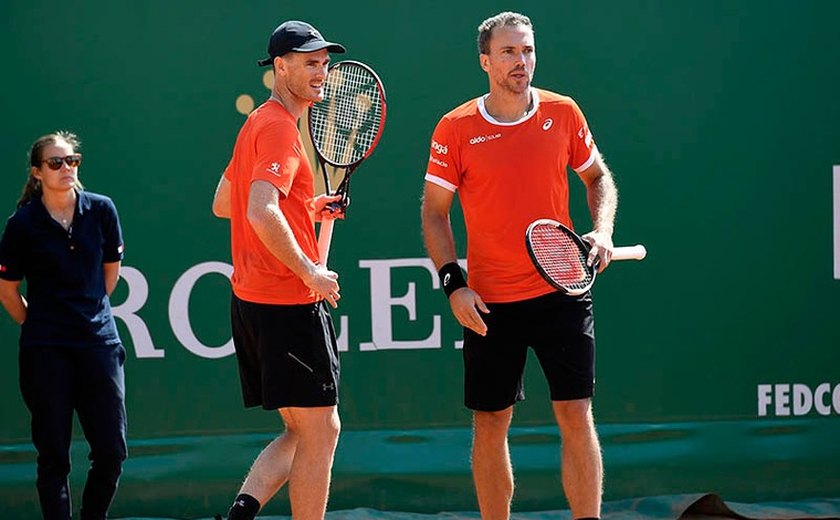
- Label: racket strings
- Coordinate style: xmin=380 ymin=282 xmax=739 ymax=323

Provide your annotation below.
xmin=530 ymin=226 xmax=593 ymax=290
xmin=310 ymin=64 xmax=384 ymax=166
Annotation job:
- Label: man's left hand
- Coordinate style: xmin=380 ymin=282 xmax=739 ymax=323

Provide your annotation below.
xmin=313 ymin=194 xmax=345 ymax=222
xmin=581 ymin=230 xmax=614 ymax=273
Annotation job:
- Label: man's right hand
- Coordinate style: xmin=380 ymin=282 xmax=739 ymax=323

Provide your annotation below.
xmin=449 ymin=287 xmax=490 ymax=336
xmin=303 ymin=266 xmax=341 ymax=308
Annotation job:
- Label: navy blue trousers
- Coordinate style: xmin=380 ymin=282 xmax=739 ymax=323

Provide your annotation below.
xmin=19 ymin=344 xmax=127 ymax=520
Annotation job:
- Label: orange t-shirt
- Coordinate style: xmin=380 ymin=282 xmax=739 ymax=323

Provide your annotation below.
xmin=425 ymin=88 xmax=598 ymax=303
xmin=224 ymin=100 xmax=320 ymax=305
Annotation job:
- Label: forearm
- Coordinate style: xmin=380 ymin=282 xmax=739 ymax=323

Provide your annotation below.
xmin=422 ymin=211 xmax=459 ymax=269
xmin=251 ymin=206 xmax=318 ymax=281
xmin=103 ymin=262 xmax=121 ymax=296
xmin=586 ymin=168 xmax=618 ymax=235
xmin=212 ymin=175 xmax=231 ymax=219
xmin=0 ymin=286 xmax=26 ymax=324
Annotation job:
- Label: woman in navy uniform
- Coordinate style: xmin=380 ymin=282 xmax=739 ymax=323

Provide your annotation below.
xmin=0 ymin=131 xmax=127 ymax=520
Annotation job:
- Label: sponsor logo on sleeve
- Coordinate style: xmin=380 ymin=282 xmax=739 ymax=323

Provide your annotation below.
xmin=429 ymin=155 xmax=449 ymax=168
xmin=431 ymin=140 xmax=448 ymax=155
xmin=267 ymin=162 xmax=281 ymax=174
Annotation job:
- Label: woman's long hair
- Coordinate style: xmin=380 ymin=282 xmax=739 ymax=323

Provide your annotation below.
xmin=17 ymin=131 xmax=85 ymax=208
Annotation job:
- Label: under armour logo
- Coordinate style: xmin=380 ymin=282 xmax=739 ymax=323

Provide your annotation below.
xmin=323 ymin=382 xmax=336 ymax=391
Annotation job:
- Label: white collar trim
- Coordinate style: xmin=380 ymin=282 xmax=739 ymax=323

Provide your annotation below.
xmin=477 ymin=88 xmax=540 ymax=126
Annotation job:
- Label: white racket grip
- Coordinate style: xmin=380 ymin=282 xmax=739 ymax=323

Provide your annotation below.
xmin=613 ymin=244 xmax=647 ymax=261
xmin=318 ymin=219 xmax=335 ymax=266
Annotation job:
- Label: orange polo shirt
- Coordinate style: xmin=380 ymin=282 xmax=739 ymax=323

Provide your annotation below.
xmin=425 ymin=88 xmax=598 ymax=303
xmin=224 ymin=100 xmax=320 ymax=305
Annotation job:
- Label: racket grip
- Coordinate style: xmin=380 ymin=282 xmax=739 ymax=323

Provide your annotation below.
xmin=613 ymin=244 xmax=647 ymax=261
xmin=318 ymin=219 xmax=335 ymax=266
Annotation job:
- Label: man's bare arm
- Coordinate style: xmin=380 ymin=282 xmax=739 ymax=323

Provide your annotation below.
xmin=247 ymin=180 xmax=340 ymax=307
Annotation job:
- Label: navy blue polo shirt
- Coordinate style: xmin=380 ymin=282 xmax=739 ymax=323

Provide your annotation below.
xmin=0 ymin=190 xmax=124 ymax=348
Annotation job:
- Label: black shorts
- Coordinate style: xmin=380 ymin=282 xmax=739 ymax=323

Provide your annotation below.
xmin=230 ymin=293 xmax=339 ymax=410
xmin=463 ymin=291 xmax=595 ymax=411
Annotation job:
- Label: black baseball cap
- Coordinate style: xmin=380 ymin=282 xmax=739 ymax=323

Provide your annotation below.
xmin=257 ymin=21 xmax=346 ymax=66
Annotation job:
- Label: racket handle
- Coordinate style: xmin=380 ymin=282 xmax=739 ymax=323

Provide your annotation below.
xmin=318 ymin=219 xmax=335 ymax=266
xmin=613 ymin=244 xmax=647 ymax=261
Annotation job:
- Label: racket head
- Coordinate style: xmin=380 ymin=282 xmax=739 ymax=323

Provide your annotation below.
xmin=525 ymin=219 xmax=595 ymax=296
xmin=307 ymin=60 xmax=387 ymax=169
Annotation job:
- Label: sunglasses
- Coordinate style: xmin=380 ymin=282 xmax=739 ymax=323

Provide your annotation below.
xmin=41 ymin=154 xmax=82 ymax=170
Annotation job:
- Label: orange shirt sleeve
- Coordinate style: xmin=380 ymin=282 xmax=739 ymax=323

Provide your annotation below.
xmin=567 ymin=99 xmax=598 ymax=172
xmin=251 ymin=119 xmax=302 ymax=198
xmin=424 ymin=116 xmax=461 ymax=192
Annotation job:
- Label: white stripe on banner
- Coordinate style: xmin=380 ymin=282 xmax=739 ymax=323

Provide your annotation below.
xmin=835 ymin=165 xmax=840 ymax=279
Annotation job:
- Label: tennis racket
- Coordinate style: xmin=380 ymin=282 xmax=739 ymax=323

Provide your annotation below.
xmin=526 ymin=218 xmax=646 ymax=296
xmin=308 ymin=60 xmax=387 ymax=266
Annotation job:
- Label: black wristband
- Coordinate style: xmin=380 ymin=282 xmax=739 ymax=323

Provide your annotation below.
xmin=438 ymin=262 xmax=467 ymax=298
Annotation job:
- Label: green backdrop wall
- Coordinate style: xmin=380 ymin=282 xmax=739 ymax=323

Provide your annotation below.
xmin=1 ymin=1 xmax=838 ymax=518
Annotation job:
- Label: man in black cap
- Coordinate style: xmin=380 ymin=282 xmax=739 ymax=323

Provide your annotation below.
xmin=256 ymin=20 xmax=345 ymax=66
xmin=212 ymin=20 xmax=346 ymax=520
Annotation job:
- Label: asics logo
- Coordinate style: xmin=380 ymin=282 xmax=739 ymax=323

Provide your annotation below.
xmin=431 ymin=140 xmax=448 ymax=155
xmin=443 ymin=273 xmax=451 ymax=286
xmin=469 ymin=133 xmax=502 ymax=145
xmin=577 ymin=126 xmax=594 ymax=148
xmin=542 ymin=118 xmax=553 ymax=131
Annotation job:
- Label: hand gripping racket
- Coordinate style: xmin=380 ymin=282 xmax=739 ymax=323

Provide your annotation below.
xmin=308 ymin=60 xmax=387 ymax=266
xmin=526 ymin=218 xmax=646 ymax=296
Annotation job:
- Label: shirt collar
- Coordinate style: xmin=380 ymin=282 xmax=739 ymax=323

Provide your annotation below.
xmin=76 ymin=189 xmax=91 ymax=215
xmin=32 ymin=189 xmax=89 ymax=220
xmin=477 ymin=87 xmax=540 ymax=126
